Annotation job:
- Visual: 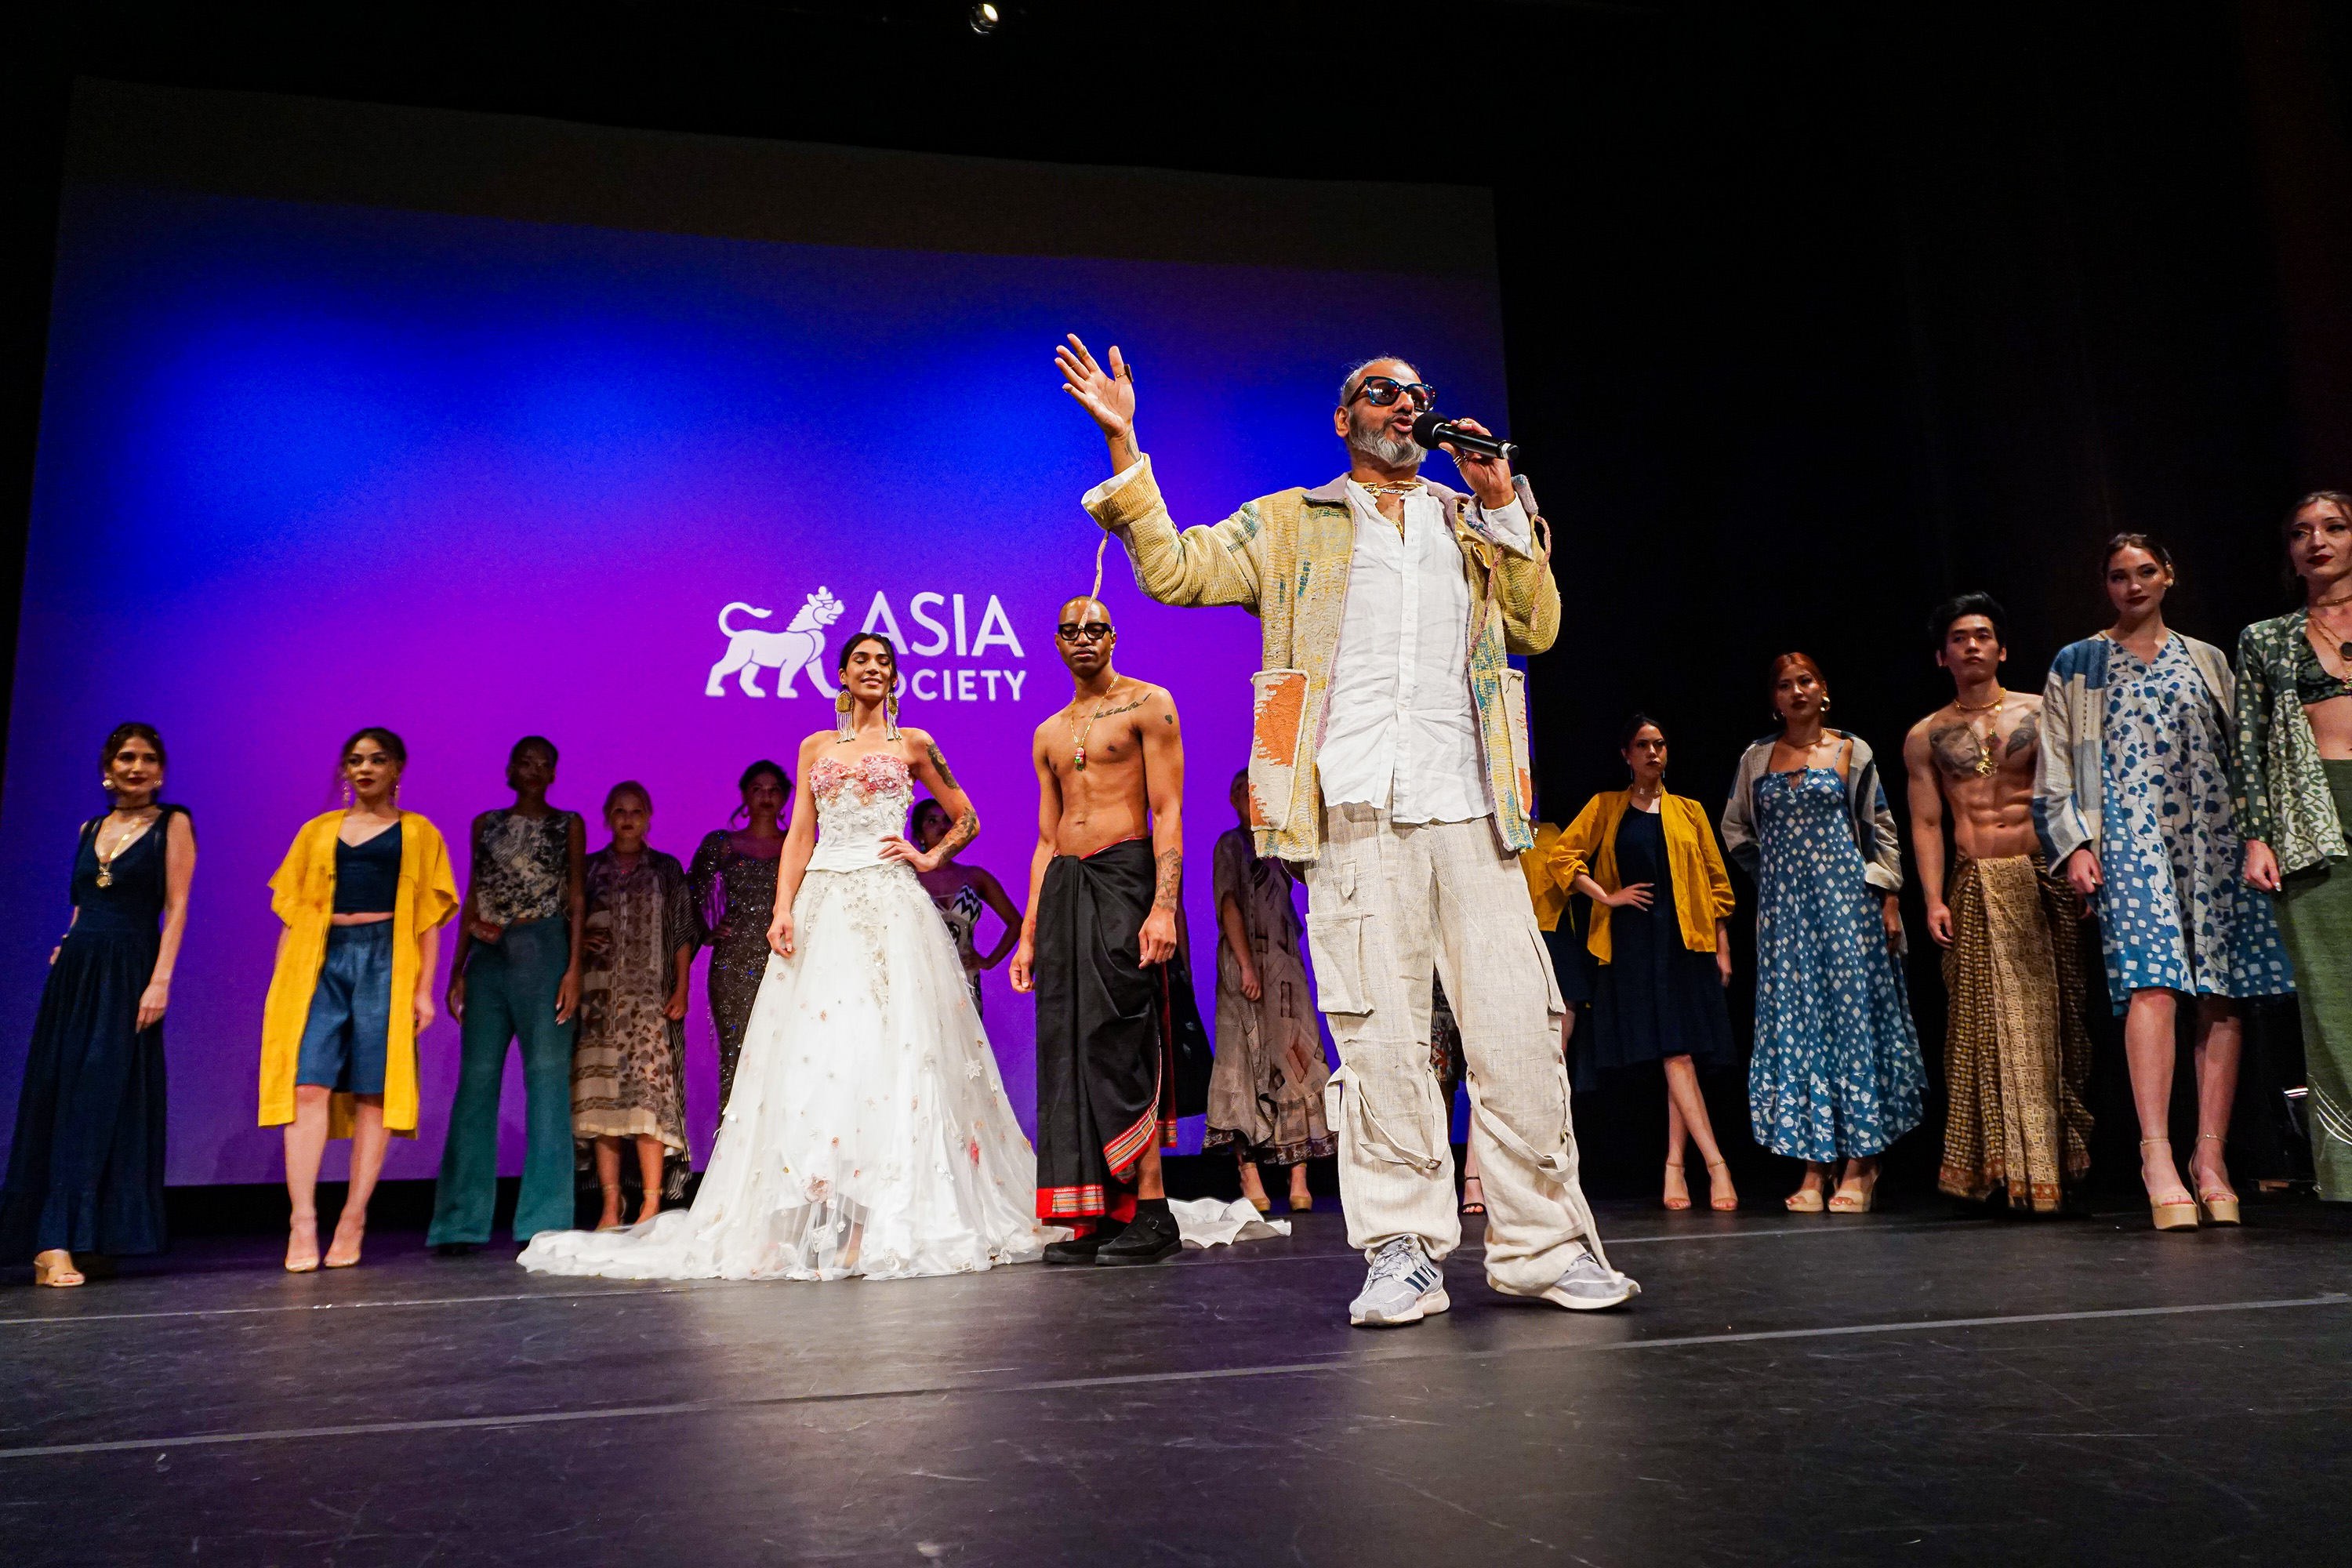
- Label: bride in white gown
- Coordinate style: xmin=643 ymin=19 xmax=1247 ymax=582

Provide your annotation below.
xmin=521 ymin=633 xmax=1059 ymax=1281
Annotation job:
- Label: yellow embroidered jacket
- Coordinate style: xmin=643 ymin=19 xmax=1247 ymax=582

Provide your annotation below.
xmin=1546 ymin=790 xmax=1735 ymax=964
xmin=1085 ymin=454 xmax=1559 ymax=862
xmin=258 ymin=811 xmax=459 ymax=1138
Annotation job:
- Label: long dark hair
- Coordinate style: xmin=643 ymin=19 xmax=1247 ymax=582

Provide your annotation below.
xmin=2283 ymin=491 xmax=2352 ymax=599
xmin=728 ymin=759 xmax=793 ymax=825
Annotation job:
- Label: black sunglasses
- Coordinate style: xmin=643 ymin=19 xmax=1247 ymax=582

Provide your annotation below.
xmin=1352 ymin=376 xmax=1436 ymax=411
xmin=1056 ymin=622 xmax=1113 ymax=642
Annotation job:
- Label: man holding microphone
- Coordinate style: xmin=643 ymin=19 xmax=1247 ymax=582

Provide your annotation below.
xmin=1054 ymin=336 xmax=1636 ymax=1327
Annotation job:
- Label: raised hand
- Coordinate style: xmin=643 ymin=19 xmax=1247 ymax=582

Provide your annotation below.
xmin=1055 ymin=333 xmax=1136 ymax=448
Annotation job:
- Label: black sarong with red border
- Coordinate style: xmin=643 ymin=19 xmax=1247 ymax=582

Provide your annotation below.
xmin=1033 ymin=837 xmax=1210 ymax=1232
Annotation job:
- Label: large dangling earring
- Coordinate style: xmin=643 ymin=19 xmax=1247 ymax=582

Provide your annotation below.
xmin=884 ymin=673 xmax=902 ymax=740
xmin=835 ymin=685 xmax=855 ymax=741
xmin=391 ymin=779 xmax=401 ymax=810
xmin=341 ymin=778 xmax=354 ymax=808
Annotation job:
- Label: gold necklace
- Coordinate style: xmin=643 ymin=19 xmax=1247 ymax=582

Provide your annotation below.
xmin=1068 ymin=680 xmax=1128 ymax=772
xmin=94 ymin=809 xmax=154 ymax=889
xmin=1356 ymin=477 xmax=1423 ymax=498
xmin=1954 ymin=689 xmax=2006 ymax=775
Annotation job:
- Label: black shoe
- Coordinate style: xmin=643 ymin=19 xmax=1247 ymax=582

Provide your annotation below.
xmin=1095 ymin=1208 xmax=1181 ymax=1266
xmin=433 ymin=1242 xmax=480 ymax=1258
xmin=1043 ymin=1235 xmax=1106 ymax=1265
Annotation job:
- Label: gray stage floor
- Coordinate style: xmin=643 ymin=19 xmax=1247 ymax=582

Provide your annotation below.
xmin=5 ymin=1195 xmax=2350 ymax=1566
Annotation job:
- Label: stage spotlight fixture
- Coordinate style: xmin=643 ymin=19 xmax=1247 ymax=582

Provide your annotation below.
xmin=970 ymin=2 xmax=1000 ymax=34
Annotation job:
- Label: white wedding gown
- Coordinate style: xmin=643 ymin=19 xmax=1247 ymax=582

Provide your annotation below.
xmin=520 ymin=750 xmax=1058 ymax=1281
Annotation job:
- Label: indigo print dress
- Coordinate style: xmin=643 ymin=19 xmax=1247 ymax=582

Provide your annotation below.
xmin=1748 ymin=768 xmax=1925 ymax=1160
xmin=2096 ymin=634 xmax=2292 ymax=1014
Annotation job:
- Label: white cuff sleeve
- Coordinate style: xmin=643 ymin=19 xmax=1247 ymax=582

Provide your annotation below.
xmin=1081 ymin=456 xmax=1151 ymax=512
xmin=1474 ymin=497 xmax=1534 ymax=558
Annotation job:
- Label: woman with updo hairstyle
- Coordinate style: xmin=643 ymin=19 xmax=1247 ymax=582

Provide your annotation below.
xmin=259 ymin=728 xmax=459 ymax=1271
xmin=1 ymin=724 xmax=195 ymax=1286
xmin=1722 ymin=654 xmax=1923 ymax=1214
xmin=1548 ymin=713 xmax=1740 ymax=1210
xmin=687 ymin=758 xmax=793 ymax=1112
xmin=2238 ymin=493 xmax=2352 ymax=1203
xmin=2036 ymin=533 xmax=2289 ymax=1230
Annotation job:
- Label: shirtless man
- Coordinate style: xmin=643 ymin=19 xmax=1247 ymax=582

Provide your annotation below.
xmin=1904 ymin=593 xmax=2092 ymax=1212
xmin=1009 ymin=593 xmax=1189 ymax=1265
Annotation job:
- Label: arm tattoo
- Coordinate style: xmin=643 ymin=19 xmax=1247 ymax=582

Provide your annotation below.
xmin=1152 ymin=848 xmax=1182 ymax=912
xmin=936 ymin=809 xmax=979 ymax=860
xmin=924 ymin=739 xmax=960 ymax=789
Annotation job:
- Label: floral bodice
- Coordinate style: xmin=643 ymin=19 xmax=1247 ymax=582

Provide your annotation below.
xmin=807 ymin=751 xmax=913 ymax=873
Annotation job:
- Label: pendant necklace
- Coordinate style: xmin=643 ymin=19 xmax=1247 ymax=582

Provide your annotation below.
xmin=1069 ymin=680 xmax=1127 ymax=772
xmin=1954 ymin=688 xmax=2006 ymax=776
xmin=94 ymin=811 xmax=148 ymax=889
xmin=2310 ymin=597 xmax=2352 ymax=679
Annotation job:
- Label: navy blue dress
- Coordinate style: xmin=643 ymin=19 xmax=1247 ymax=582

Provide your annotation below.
xmin=1578 ymin=808 xmax=1734 ymax=1091
xmin=0 ymin=807 xmax=186 ymax=1262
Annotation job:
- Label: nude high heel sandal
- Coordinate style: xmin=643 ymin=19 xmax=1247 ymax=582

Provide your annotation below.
xmin=594 ymin=1184 xmax=627 ymax=1232
xmin=2194 ymin=1132 xmax=2241 ymax=1226
xmin=1661 ymin=1162 xmax=1691 ymax=1211
xmin=2140 ymin=1138 xmax=2199 ymax=1232
xmin=31 ymin=1250 xmax=85 ymax=1287
xmin=1706 ymin=1159 xmax=1740 ymax=1212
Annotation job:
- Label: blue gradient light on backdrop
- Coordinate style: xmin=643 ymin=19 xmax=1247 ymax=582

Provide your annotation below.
xmin=1 ymin=182 xmax=1508 ymax=1188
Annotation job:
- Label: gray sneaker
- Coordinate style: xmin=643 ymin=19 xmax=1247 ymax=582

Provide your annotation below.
xmin=1348 ymin=1236 xmax=1450 ymax=1328
xmin=1494 ymin=1247 xmax=1639 ymax=1312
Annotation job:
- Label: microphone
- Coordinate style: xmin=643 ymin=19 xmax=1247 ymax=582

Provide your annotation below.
xmin=1411 ymin=411 xmax=1519 ymax=466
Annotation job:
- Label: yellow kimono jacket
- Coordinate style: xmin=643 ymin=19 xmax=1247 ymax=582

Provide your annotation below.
xmin=1546 ymin=790 xmax=1734 ymax=964
xmin=259 ymin=811 xmax=459 ymax=1138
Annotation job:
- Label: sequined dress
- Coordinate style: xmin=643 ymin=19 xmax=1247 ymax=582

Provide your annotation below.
xmin=521 ymin=752 xmax=1055 ymax=1280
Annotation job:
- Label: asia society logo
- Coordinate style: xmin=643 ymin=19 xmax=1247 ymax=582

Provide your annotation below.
xmin=705 ymin=589 xmax=1032 ymax=703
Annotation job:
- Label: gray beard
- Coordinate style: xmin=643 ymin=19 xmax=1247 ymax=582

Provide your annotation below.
xmin=1347 ymin=425 xmax=1424 ymax=470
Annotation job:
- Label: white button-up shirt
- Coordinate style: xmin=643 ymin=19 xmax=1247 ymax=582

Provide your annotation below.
xmin=1319 ymin=482 xmax=1530 ymax=824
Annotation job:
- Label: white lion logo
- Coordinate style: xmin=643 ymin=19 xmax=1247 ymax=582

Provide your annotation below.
xmin=706 ymin=590 xmax=846 ymax=698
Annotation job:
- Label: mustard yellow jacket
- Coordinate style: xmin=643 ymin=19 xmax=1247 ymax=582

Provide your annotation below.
xmin=259 ymin=811 xmax=459 ymax=1138
xmin=1546 ymin=791 xmax=1734 ymax=964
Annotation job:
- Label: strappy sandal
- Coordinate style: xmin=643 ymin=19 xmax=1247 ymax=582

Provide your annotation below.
xmin=594 ymin=1183 xmax=627 ymax=1232
xmin=1662 ymin=1162 xmax=1692 ymax=1211
xmin=2140 ymin=1137 xmax=2198 ymax=1231
xmin=1459 ymin=1176 xmax=1486 ymax=1217
xmin=31 ymin=1250 xmax=85 ymax=1287
xmin=1705 ymin=1158 xmax=1740 ymax=1211
xmin=2193 ymin=1132 xmax=2241 ymax=1226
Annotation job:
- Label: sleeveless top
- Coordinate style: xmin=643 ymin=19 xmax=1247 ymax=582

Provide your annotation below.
xmin=473 ymin=808 xmax=578 ymax=924
xmin=333 ymin=822 xmax=403 ymax=913
xmin=71 ymin=805 xmax=190 ymax=939
xmin=805 ymin=753 xmax=913 ymax=874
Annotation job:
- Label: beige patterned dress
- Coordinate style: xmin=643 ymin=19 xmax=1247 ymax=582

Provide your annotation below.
xmin=1204 ymin=826 xmax=1334 ymax=1166
xmin=571 ymin=847 xmax=695 ymax=1196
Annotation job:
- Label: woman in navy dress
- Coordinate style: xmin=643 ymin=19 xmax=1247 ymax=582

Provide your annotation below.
xmin=1 ymin=724 xmax=196 ymax=1286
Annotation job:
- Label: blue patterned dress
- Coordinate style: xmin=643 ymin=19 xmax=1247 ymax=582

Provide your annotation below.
xmin=1748 ymin=768 xmax=1925 ymax=1160
xmin=2096 ymin=633 xmax=2292 ymax=1013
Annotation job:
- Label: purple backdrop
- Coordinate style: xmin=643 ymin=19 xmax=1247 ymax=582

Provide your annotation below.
xmin=1 ymin=180 xmax=1508 ymax=1186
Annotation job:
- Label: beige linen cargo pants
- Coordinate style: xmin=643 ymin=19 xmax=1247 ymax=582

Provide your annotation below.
xmin=1308 ymin=803 xmax=1613 ymax=1294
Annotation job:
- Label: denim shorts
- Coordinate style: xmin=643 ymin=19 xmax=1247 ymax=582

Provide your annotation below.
xmin=294 ymin=920 xmax=395 ymax=1094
